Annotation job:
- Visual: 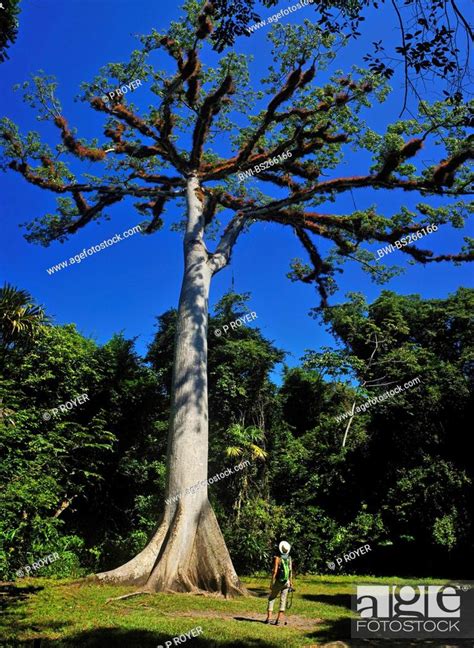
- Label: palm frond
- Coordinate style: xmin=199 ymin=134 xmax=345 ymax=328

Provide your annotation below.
xmin=249 ymin=443 xmax=267 ymax=461
xmin=225 ymin=446 xmax=243 ymax=458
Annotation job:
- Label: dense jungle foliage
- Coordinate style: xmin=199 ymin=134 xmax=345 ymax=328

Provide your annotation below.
xmin=1 ymin=286 xmax=472 ymax=581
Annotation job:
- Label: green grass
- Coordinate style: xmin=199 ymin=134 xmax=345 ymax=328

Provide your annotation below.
xmin=0 ymin=574 xmax=461 ymax=647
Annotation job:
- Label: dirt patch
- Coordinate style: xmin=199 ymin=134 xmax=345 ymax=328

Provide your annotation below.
xmin=162 ymin=608 xmax=322 ymax=630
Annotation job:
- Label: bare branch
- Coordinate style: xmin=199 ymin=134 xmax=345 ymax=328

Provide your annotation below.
xmin=190 ymin=74 xmax=235 ymax=169
xmin=294 ymin=227 xmax=331 ymax=306
xmin=208 ymin=213 xmax=248 ymax=274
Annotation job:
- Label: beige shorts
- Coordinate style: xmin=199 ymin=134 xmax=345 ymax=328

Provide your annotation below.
xmin=267 ymin=580 xmax=290 ymax=612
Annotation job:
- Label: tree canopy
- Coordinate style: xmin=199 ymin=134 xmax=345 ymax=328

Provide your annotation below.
xmin=212 ymin=0 xmax=473 ymax=108
xmin=1 ymin=1 xmax=472 ymax=308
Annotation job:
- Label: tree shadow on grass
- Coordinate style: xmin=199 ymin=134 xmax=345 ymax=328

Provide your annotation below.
xmin=0 ymin=584 xmax=46 ymax=644
xmin=309 ymin=579 xmax=364 ymax=586
xmin=302 ymin=592 xmax=352 ymax=610
xmin=1 ymin=628 xmax=286 ymax=648
xmin=304 ymin=616 xmax=474 ymax=648
xmin=233 ymin=616 xmax=267 ymax=624
xmin=0 ymin=583 xmax=283 ymax=647
xmin=245 ymin=587 xmax=268 ymax=598
xmin=0 ymin=584 xmax=44 ymax=607
xmin=3 ymin=626 xmax=472 ymax=648
xmin=300 ymin=593 xmax=474 ymax=647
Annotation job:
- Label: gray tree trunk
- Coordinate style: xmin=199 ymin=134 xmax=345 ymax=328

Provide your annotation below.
xmin=96 ymin=175 xmax=246 ymax=596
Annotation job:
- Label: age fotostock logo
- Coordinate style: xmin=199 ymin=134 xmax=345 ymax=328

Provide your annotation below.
xmin=352 ymin=584 xmax=474 ymax=639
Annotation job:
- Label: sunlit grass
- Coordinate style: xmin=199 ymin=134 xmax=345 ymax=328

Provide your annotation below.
xmin=0 ymin=574 xmax=456 ymax=647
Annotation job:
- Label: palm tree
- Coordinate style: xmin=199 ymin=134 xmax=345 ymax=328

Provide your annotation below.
xmin=0 ymin=283 xmax=48 ymax=348
xmin=225 ymin=423 xmax=267 ymax=521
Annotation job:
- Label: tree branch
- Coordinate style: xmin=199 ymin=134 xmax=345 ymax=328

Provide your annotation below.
xmin=240 ymin=172 xmax=473 ymax=220
xmin=208 ymin=213 xmax=248 ymax=274
xmin=190 ymin=74 xmax=235 ymax=169
xmin=294 ymin=227 xmax=331 ymax=306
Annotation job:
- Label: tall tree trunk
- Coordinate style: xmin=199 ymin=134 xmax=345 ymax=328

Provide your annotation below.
xmin=96 ymin=175 xmax=246 ymax=596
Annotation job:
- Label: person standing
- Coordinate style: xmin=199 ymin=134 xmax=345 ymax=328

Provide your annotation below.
xmin=265 ymin=540 xmax=293 ymax=626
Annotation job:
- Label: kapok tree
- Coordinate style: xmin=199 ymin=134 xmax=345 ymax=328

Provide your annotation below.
xmin=1 ymin=0 xmax=472 ymax=596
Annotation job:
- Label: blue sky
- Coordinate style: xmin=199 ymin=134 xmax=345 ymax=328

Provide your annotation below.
xmin=1 ymin=0 xmax=472 ymax=376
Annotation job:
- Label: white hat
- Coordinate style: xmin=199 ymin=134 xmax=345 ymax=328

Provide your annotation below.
xmin=279 ymin=540 xmax=291 ymax=555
